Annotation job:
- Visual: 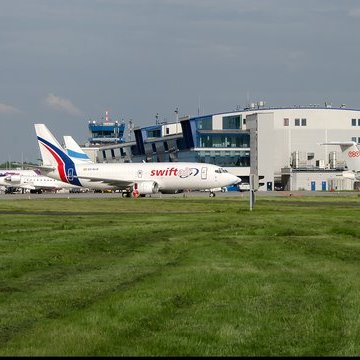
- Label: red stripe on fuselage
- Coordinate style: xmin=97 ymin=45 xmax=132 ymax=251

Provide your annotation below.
xmin=41 ymin=142 xmax=68 ymax=183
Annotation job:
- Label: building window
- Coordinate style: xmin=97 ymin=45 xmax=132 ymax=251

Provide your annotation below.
xmin=164 ymin=141 xmax=169 ymax=151
xmin=166 ymin=127 xmax=170 ymax=135
xmin=301 ymin=118 xmax=307 ymax=126
xmin=196 ymin=116 xmax=212 ymax=130
xmin=295 ymin=118 xmax=300 ymax=126
xmin=147 ymin=129 xmax=161 ymax=138
xmin=151 ymin=143 xmax=156 ymax=153
xmin=111 ymin=149 xmax=115 ymax=159
xmin=196 ymin=150 xmax=250 ymax=167
xmin=358 ymin=137 xmax=360 ymax=143
xmin=198 ymin=133 xmax=250 ymax=148
xmin=352 ymin=119 xmax=357 ymax=126
xmin=352 ymin=137 xmax=357 ymax=142
xmin=358 ymin=119 xmax=360 ymax=126
xmin=283 ymin=118 xmax=289 ymax=126
xmin=222 ymin=115 xmax=241 ymax=129
xmin=102 ymin=150 xmax=107 ymax=160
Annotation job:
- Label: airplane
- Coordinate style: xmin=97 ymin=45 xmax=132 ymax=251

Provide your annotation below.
xmin=0 ymin=169 xmax=82 ymax=194
xmin=321 ymin=141 xmax=360 ymax=180
xmin=63 ymin=135 xmax=93 ymax=164
xmin=34 ymin=123 xmax=241 ymax=197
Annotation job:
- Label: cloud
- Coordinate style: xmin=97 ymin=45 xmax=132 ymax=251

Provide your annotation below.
xmin=0 ymin=103 xmax=21 ymax=114
xmin=348 ymin=8 xmax=360 ymax=18
xmin=45 ymin=93 xmax=83 ymax=116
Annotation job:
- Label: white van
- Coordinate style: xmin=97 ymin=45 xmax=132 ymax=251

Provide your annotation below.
xmin=239 ymin=182 xmax=250 ymax=191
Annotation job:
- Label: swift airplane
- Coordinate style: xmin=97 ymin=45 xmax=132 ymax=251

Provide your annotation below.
xmin=321 ymin=141 xmax=360 ymax=180
xmin=34 ymin=123 xmax=241 ymax=197
xmin=0 ymin=169 xmax=81 ymax=193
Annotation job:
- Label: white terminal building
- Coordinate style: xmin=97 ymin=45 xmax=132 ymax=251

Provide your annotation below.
xmin=84 ymin=104 xmax=360 ymax=191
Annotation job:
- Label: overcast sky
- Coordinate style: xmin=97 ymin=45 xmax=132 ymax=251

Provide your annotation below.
xmin=1 ymin=0 xmax=360 ymax=163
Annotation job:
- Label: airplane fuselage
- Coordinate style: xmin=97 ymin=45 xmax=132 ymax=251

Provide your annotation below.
xmin=35 ymin=123 xmax=240 ymax=195
xmin=0 ymin=171 xmax=80 ymax=191
xmin=47 ymin=162 xmax=239 ymax=192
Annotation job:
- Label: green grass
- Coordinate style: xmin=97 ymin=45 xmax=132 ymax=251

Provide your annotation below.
xmin=0 ymin=195 xmax=360 ymax=356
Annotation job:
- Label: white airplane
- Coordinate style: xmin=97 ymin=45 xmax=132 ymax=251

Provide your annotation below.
xmin=34 ymin=123 xmax=241 ymax=197
xmin=0 ymin=169 xmax=81 ymax=193
xmin=321 ymin=141 xmax=360 ymax=180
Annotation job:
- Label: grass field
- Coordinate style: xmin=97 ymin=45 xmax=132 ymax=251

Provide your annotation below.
xmin=0 ymin=195 xmax=360 ymax=356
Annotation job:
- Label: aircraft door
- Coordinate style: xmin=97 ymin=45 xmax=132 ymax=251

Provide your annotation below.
xmin=201 ymin=167 xmax=207 ymax=180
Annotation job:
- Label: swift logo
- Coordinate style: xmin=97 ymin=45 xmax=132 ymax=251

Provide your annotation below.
xmin=150 ymin=168 xmax=178 ymax=176
xmin=348 ymin=150 xmax=360 ymax=158
xmin=178 ymin=167 xmax=200 ymax=178
xmin=150 ymin=167 xmax=200 ymax=178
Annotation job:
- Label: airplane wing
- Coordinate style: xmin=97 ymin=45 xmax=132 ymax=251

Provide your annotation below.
xmin=76 ymin=175 xmax=134 ymax=189
xmin=17 ymin=183 xmax=36 ymax=190
xmin=12 ymin=163 xmax=56 ymax=173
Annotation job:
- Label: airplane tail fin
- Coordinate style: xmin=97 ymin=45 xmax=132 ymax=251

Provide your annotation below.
xmin=63 ymin=135 xmax=93 ymax=164
xmin=35 ymin=124 xmax=66 ymax=167
xmin=321 ymin=141 xmax=360 ymax=172
xmin=34 ymin=124 xmax=81 ymax=185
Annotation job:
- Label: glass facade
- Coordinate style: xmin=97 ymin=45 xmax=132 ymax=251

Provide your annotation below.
xmin=196 ymin=116 xmax=212 ymax=130
xmin=197 ymin=133 xmax=250 ymax=148
xmin=197 ymin=150 xmax=250 ymax=167
xmin=177 ymin=149 xmax=250 ymax=167
xmin=222 ymin=115 xmax=241 ymax=129
xmin=147 ymin=129 xmax=161 ymax=138
xmin=98 ymin=114 xmax=251 ymax=168
xmin=88 ymin=122 xmax=125 ymax=144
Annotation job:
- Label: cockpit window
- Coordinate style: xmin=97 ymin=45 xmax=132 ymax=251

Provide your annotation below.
xmin=215 ymin=168 xmax=228 ymax=174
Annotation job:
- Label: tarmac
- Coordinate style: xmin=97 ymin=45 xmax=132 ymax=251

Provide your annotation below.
xmin=0 ymin=190 xmax=359 ymax=201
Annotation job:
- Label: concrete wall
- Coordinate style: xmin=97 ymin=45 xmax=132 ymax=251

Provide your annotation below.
xmin=291 ymin=171 xmax=353 ymax=191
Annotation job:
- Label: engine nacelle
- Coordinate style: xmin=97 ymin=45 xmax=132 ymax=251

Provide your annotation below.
xmin=137 ymin=181 xmax=159 ymax=195
xmin=4 ymin=175 xmax=21 ymax=183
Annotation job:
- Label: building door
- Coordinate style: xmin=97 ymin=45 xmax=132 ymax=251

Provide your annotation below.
xmin=266 ymin=181 xmax=272 ymax=191
xmin=311 ymin=181 xmax=316 ymax=191
xmin=322 ymin=181 xmax=326 ymax=191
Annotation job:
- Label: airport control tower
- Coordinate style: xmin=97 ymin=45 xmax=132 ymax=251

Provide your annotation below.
xmin=88 ymin=111 xmax=125 ymax=145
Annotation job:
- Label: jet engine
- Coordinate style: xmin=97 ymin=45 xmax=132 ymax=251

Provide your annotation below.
xmin=137 ymin=181 xmax=159 ymax=195
xmin=4 ymin=175 xmax=21 ymax=183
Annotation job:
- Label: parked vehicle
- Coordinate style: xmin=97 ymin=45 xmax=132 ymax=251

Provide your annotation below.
xmin=239 ymin=182 xmax=250 ymax=191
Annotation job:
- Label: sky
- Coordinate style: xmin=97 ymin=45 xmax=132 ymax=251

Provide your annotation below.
xmin=1 ymin=0 xmax=360 ymax=163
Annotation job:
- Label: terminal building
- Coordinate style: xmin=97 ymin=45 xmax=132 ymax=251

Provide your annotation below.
xmin=82 ymin=104 xmax=360 ymax=191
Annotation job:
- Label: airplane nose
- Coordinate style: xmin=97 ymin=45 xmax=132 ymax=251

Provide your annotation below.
xmin=228 ymin=173 xmax=241 ymax=185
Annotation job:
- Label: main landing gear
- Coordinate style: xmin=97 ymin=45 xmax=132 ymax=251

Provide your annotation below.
xmin=209 ymin=191 xmax=216 ymax=198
